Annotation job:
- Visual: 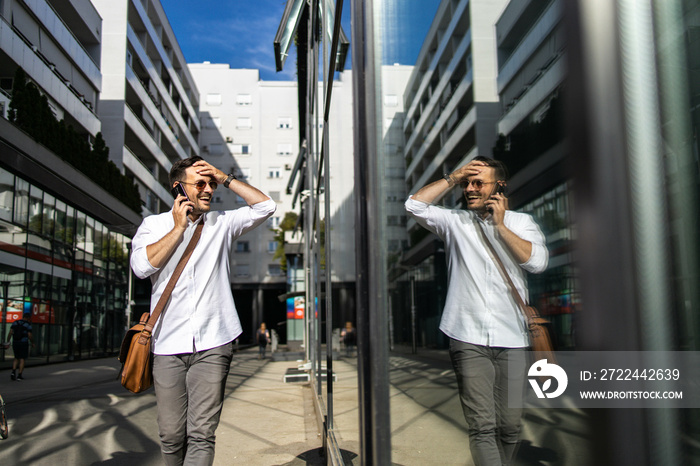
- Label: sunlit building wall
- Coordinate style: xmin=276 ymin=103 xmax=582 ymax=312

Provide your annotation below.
xmin=382 ymin=65 xmax=413 ymax=269
xmin=94 ymin=0 xmax=201 ymax=217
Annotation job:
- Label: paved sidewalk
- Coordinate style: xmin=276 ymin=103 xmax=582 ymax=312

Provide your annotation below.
xmin=0 ymin=346 xmax=592 ymax=465
xmin=214 ymin=357 xmax=323 ymax=465
xmin=319 ymin=348 xmax=592 ymax=466
xmin=0 ymin=348 xmax=324 ymax=465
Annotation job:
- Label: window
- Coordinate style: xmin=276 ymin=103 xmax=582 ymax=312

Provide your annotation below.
xmin=235 ymin=264 xmax=250 ymax=277
xmin=205 ymin=117 xmax=221 ymax=129
xmin=206 ymin=93 xmax=222 ymax=106
xmin=384 ymin=94 xmax=398 ymax=106
xmin=28 ymin=185 xmax=43 ymax=234
xmin=386 ymin=216 xmax=407 ymax=226
xmin=231 ymin=144 xmax=251 ymax=155
xmin=238 ymin=168 xmax=251 ymax=181
xmin=386 ymin=167 xmax=404 ymax=178
xmin=277 ymin=143 xmax=293 ymax=155
xmin=268 ymin=264 xmax=282 ymax=276
xmin=236 ymin=241 xmax=250 ymax=252
xmin=268 ymin=241 xmax=277 ymax=253
xmin=268 ymin=216 xmax=281 ymax=228
xmin=237 ymin=117 xmax=252 ymax=129
xmin=42 ymin=193 xmax=55 ymax=237
xmin=0 ymin=167 xmax=15 ymax=222
xmin=277 ymin=117 xmax=292 ymax=129
xmin=14 ymin=177 xmax=29 ymax=227
xmin=268 ymin=167 xmax=282 ymax=179
xmin=236 ymin=94 xmax=252 ymax=105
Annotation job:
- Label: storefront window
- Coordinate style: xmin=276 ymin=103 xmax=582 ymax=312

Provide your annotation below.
xmin=64 ymin=205 xmax=75 ymax=247
xmin=13 ymin=177 xmax=29 ymax=227
xmin=0 ymin=167 xmax=14 ymax=222
xmin=0 ymin=167 xmax=131 ymax=363
xmin=28 ymin=185 xmax=43 ymax=234
xmin=42 ymin=193 xmax=56 ymax=238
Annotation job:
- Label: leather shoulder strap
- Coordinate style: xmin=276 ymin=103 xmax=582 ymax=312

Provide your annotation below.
xmin=144 ymin=221 xmax=204 ymax=332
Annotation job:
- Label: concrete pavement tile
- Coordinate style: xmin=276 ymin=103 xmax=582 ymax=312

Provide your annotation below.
xmin=214 ymin=360 xmax=322 ymax=465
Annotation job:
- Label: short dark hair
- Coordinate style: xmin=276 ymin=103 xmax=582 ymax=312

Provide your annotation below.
xmin=473 ymin=155 xmax=509 ymax=181
xmin=169 ymin=156 xmax=204 ymax=185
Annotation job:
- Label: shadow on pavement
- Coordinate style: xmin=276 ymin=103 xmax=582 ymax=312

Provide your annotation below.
xmin=275 ymin=447 xmax=359 ymax=466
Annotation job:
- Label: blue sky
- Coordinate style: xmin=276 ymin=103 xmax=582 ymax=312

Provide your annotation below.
xmin=162 ymin=0 xmax=438 ymax=81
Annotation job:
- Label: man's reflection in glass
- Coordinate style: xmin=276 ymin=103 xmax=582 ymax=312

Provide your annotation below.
xmin=406 ymin=156 xmax=548 ymax=465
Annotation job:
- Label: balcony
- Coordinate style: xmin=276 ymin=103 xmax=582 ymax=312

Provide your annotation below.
xmin=22 ymin=0 xmax=101 ymax=90
xmin=0 ymin=18 xmax=99 ymax=135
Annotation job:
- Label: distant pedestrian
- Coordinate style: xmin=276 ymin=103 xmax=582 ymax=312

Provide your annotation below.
xmin=131 ymin=156 xmax=275 ymax=465
xmin=7 ymin=311 xmax=34 ymax=381
xmin=256 ymin=323 xmax=271 ymax=359
xmin=340 ymin=321 xmax=356 ymax=357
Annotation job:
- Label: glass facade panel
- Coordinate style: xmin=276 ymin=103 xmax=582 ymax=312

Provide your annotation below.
xmin=0 ymin=166 xmax=130 ymax=364
xmin=27 ymin=185 xmax=43 ymax=234
xmin=42 ymin=193 xmax=56 ymax=238
xmin=0 ymin=167 xmax=13 ymax=222
xmin=14 ymin=177 xmax=29 ymax=227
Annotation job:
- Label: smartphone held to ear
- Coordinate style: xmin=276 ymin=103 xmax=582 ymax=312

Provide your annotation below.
xmin=493 ymin=182 xmax=505 ymax=197
xmin=170 ymin=183 xmax=192 ymax=212
xmin=487 ymin=182 xmax=506 ymax=213
xmin=171 ymin=182 xmax=189 ymax=200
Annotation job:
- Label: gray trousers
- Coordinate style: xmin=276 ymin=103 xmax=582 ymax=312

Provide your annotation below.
xmin=153 ymin=342 xmax=233 ymax=466
xmin=449 ymin=339 xmax=526 ymax=466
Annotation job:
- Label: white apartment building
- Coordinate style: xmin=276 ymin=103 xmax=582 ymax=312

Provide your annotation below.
xmin=94 ymin=0 xmax=200 ymax=216
xmin=381 ymin=64 xmax=413 ymax=265
xmin=187 ymin=65 xmax=296 ymax=285
xmin=188 ymin=63 xmax=357 ymax=335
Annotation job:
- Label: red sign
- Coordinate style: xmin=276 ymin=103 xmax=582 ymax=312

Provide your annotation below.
xmin=2 ymin=300 xmax=24 ymax=323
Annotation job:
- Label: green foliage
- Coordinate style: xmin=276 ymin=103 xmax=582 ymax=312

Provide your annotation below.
xmin=272 ymin=212 xmax=299 ymax=272
xmin=8 ymin=68 xmax=143 ymax=213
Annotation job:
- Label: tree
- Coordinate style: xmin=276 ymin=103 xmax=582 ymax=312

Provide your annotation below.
xmin=272 ymin=212 xmax=299 ymax=272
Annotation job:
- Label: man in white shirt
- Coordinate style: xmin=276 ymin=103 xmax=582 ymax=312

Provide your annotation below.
xmin=405 ymin=156 xmax=548 ymax=466
xmin=131 ymin=156 xmax=276 ymax=465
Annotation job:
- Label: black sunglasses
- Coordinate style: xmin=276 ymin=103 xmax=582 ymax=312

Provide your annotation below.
xmin=179 ymin=180 xmax=218 ymax=191
xmin=460 ymin=180 xmax=496 ymax=190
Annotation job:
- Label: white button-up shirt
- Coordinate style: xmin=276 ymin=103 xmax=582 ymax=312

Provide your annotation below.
xmin=405 ymin=197 xmax=548 ymax=348
xmin=131 ymin=199 xmax=276 ymax=355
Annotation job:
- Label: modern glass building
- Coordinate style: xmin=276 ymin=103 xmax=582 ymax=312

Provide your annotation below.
xmin=0 ymin=165 xmax=133 ymax=362
xmin=0 ymin=0 xmax=142 ymax=365
xmin=280 ymin=0 xmax=700 ymax=464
